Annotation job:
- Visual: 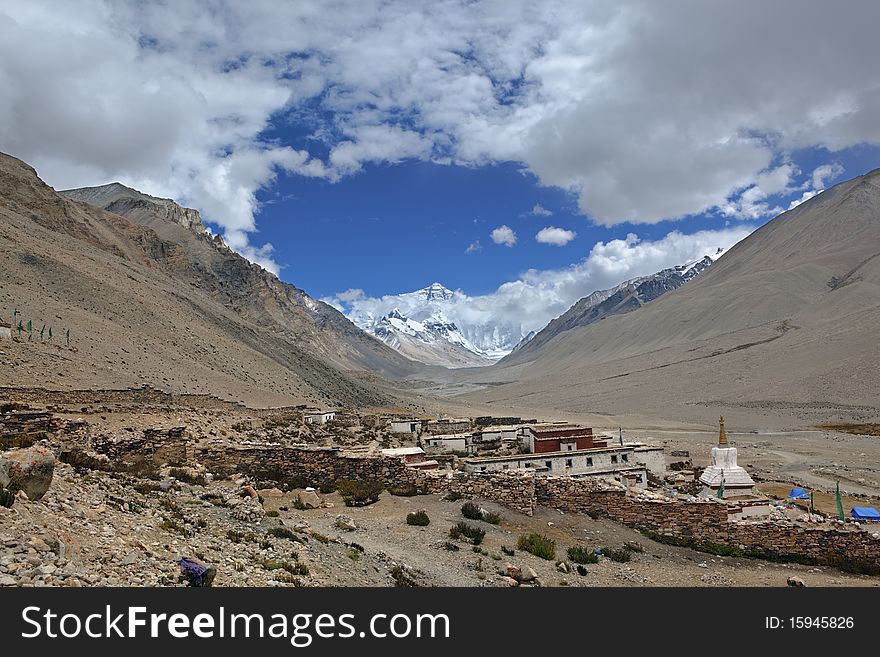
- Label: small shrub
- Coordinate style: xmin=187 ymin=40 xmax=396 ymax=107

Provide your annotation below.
xmin=336 ymin=478 xmax=384 ymax=507
xmin=461 ymin=501 xmax=483 ymax=520
xmin=319 ymin=482 xmax=336 ymax=494
xmin=265 ymin=510 xmax=280 ymax=517
xmin=257 ymin=559 xmax=309 ymax=576
xmin=168 ymin=468 xmax=207 ymax=486
xmin=517 ymin=533 xmax=556 ymax=560
xmin=443 ymin=491 xmax=464 ymax=502
xmin=406 ymin=510 xmax=430 ymax=526
xmin=291 ymin=497 xmax=309 ymax=511
xmin=567 ymin=546 xmax=599 ymax=564
xmin=389 ymin=564 xmax=418 ymax=587
xmin=482 ymin=511 xmax=501 ymax=525
xmin=310 ymin=531 xmax=331 ymax=544
xmin=268 ymin=526 xmax=297 ymax=541
xmin=348 ymin=549 xmax=361 ymax=561
xmin=602 ymin=547 xmax=631 ymax=563
xmin=449 ymin=521 xmax=485 ymax=545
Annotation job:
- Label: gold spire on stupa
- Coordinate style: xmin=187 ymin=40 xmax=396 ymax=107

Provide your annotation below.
xmin=718 ymin=415 xmax=728 ymax=446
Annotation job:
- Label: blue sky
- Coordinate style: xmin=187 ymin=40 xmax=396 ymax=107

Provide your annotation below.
xmin=3 ymin=1 xmax=879 ymax=331
xmin=245 ymin=143 xmax=877 ymax=301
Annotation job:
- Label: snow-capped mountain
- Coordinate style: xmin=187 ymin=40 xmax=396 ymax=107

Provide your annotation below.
xmin=347 ymin=253 xmax=722 ymax=369
xmin=348 ymin=283 xmax=522 ymax=368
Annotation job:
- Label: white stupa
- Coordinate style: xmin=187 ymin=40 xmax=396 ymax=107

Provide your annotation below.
xmin=699 ymin=416 xmax=756 ymax=498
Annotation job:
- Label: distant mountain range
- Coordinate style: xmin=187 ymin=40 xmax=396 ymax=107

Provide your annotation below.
xmin=351 ymin=255 xmax=722 ymax=368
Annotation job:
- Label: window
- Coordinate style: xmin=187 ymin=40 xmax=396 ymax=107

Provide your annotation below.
xmin=480 ymin=466 xmax=487 ymax=472
xmin=611 ymin=455 xmax=618 ymax=464
xmin=636 ymin=474 xmax=643 ymax=483
xmin=622 ymin=454 xmax=628 ymax=463
xmin=545 ymin=461 xmax=553 ymax=470
xmin=565 ymin=458 xmax=573 ymax=468
xmin=586 ymin=457 xmax=593 ymax=466
xmin=502 ymin=464 xmax=509 ymax=470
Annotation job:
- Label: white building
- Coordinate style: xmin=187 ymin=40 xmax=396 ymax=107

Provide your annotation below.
xmin=389 ymin=419 xmax=423 ymax=435
xmin=462 ymin=445 xmax=648 ymax=488
xmin=422 ymin=433 xmax=470 ymax=453
xmin=0 ymin=323 xmax=10 ymax=340
xmin=305 ymin=411 xmax=336 ymax=425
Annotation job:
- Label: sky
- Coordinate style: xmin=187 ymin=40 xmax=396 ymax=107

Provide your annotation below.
xmin=2 ymin=1 xmax=880 ymax=334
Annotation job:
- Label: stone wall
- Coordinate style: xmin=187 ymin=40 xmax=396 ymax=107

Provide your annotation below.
xmin=194 ymin=444 xmax=536 ymax=514
xmin=0 ymin=408 xmax=62 ymax=449
xmin=535 ymin=477 xmax=880 ymax=571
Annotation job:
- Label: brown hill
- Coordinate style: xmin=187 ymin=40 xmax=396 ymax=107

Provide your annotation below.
xmin=0 ymin=152 xmax=419 ymax=408
xmin=459 ymin=169 xmax=880 ymax=427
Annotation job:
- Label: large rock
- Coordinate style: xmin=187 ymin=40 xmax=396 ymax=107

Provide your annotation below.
xmin=295 ymin=489 xmax=322 ymax=509
xmin=0 ymin=447 xmax=55 ymax=500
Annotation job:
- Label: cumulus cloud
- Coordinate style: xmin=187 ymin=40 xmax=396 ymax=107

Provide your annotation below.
xmin=2 ymin=1 xmax=878 ymax=272
xmin=332 ymin=226 xmax=753 ymax=337
xmin=535 ymin=226 xmax=576 ymax=246
xmin=490 ymin=225 xmax=517 ymax=247
xmin=811 ymin=163 xmax=844 ymax=190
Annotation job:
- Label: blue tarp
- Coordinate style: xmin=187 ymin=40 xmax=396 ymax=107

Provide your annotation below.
xmin=851 ymin=507 xmax=880 ymax=520
xmin=788 ymin=487 xmax=810 ymax=499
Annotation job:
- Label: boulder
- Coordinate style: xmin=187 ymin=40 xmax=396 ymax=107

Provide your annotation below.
xmin=786 ymin=576 xmax=806 ymax=587
xmin=502 ymin=576 xmax=519 ymax=587
xmin=520 ymin=567 xmax=538 ymax=583
xmin=258 ymin=487 xmax=284 ymax=498
xmin=334 ymin=514 xmax=357 ymax=531
xmin=295 ymin=489 xmax=322 ymax=509
xmin=0 ymin=447 xmax=55 ymax=500
xmin=505 ymin=564 xmax=522 ymax=581
xmin=555 ymin=560 xmax=570 ymax=574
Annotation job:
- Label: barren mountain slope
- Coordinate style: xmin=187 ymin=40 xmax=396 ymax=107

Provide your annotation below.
xmin=59 ymin=182 xmax=419 ymax=379
xmin=459 ymin=169 xmax=880 ymax=427
xmin=0 ymin=153 xmax=415 ymax=408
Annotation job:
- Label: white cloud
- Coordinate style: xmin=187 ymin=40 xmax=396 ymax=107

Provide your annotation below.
xmin=336 ymin=288 xmax=366 ymax=303
xmin=490 ymin=225 xmax=517 ymax=247
xmin=333 ymin=226 xmax=753 ymax=338
xmin=531 ymin=203 xmax=553 ymax=217
xmin=465 ymin=240 xmax=482 ymax=254
xmin=535 ymin=226 xmax=576 ymax=246
xmin=787 ymin=189 xmax=821 ymax=210
xmin=2 ymin=1 xmax=879 ymax=273
xmin=811 ymin=163 xmax=844 ymax=190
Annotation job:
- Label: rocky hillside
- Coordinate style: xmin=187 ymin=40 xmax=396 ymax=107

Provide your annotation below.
xmin=0 ymin=152 xmax=419 ymax=408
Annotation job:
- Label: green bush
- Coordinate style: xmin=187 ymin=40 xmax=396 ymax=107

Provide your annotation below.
xmin=567 ymin=545 xmax=599 ymax=564
xmin=265 ymin=510 xmax=280 ymax=518
xmin=449 ymin=521 xmax=485 ymax=545
xmin=461 ymin=501 xmax=483 ymax=520
xmin=336 ymin=478 xmax=384 ymax=507
xmin=406 ymin=510 xmax=430 ymax=526
xmin=461 ymin=502 xmax=501 ymax=524
xmin=518 ymin=533 xmax=556 ymax=560
xmin=268 ymin=526 xmax=297 ymax=541
xmin=443 ymin=491 xmax=465 ymax=502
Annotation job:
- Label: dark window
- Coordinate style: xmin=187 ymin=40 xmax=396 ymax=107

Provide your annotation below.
xmin=565 ymin=458 xmax=573 ymax=468
xmin=586 ymin=457 xmax=593 ymax=466
xmin=611 ymin=455 xmax=618 ymax=464
xmin=622 ymin=454 xmax=628 ymax=463
xmin=545 ymin=461 xmax=552 ymax=470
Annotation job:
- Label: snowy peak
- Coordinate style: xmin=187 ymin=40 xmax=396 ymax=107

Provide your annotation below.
xmin=422 ymin=282 xmax=456 ymax=301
